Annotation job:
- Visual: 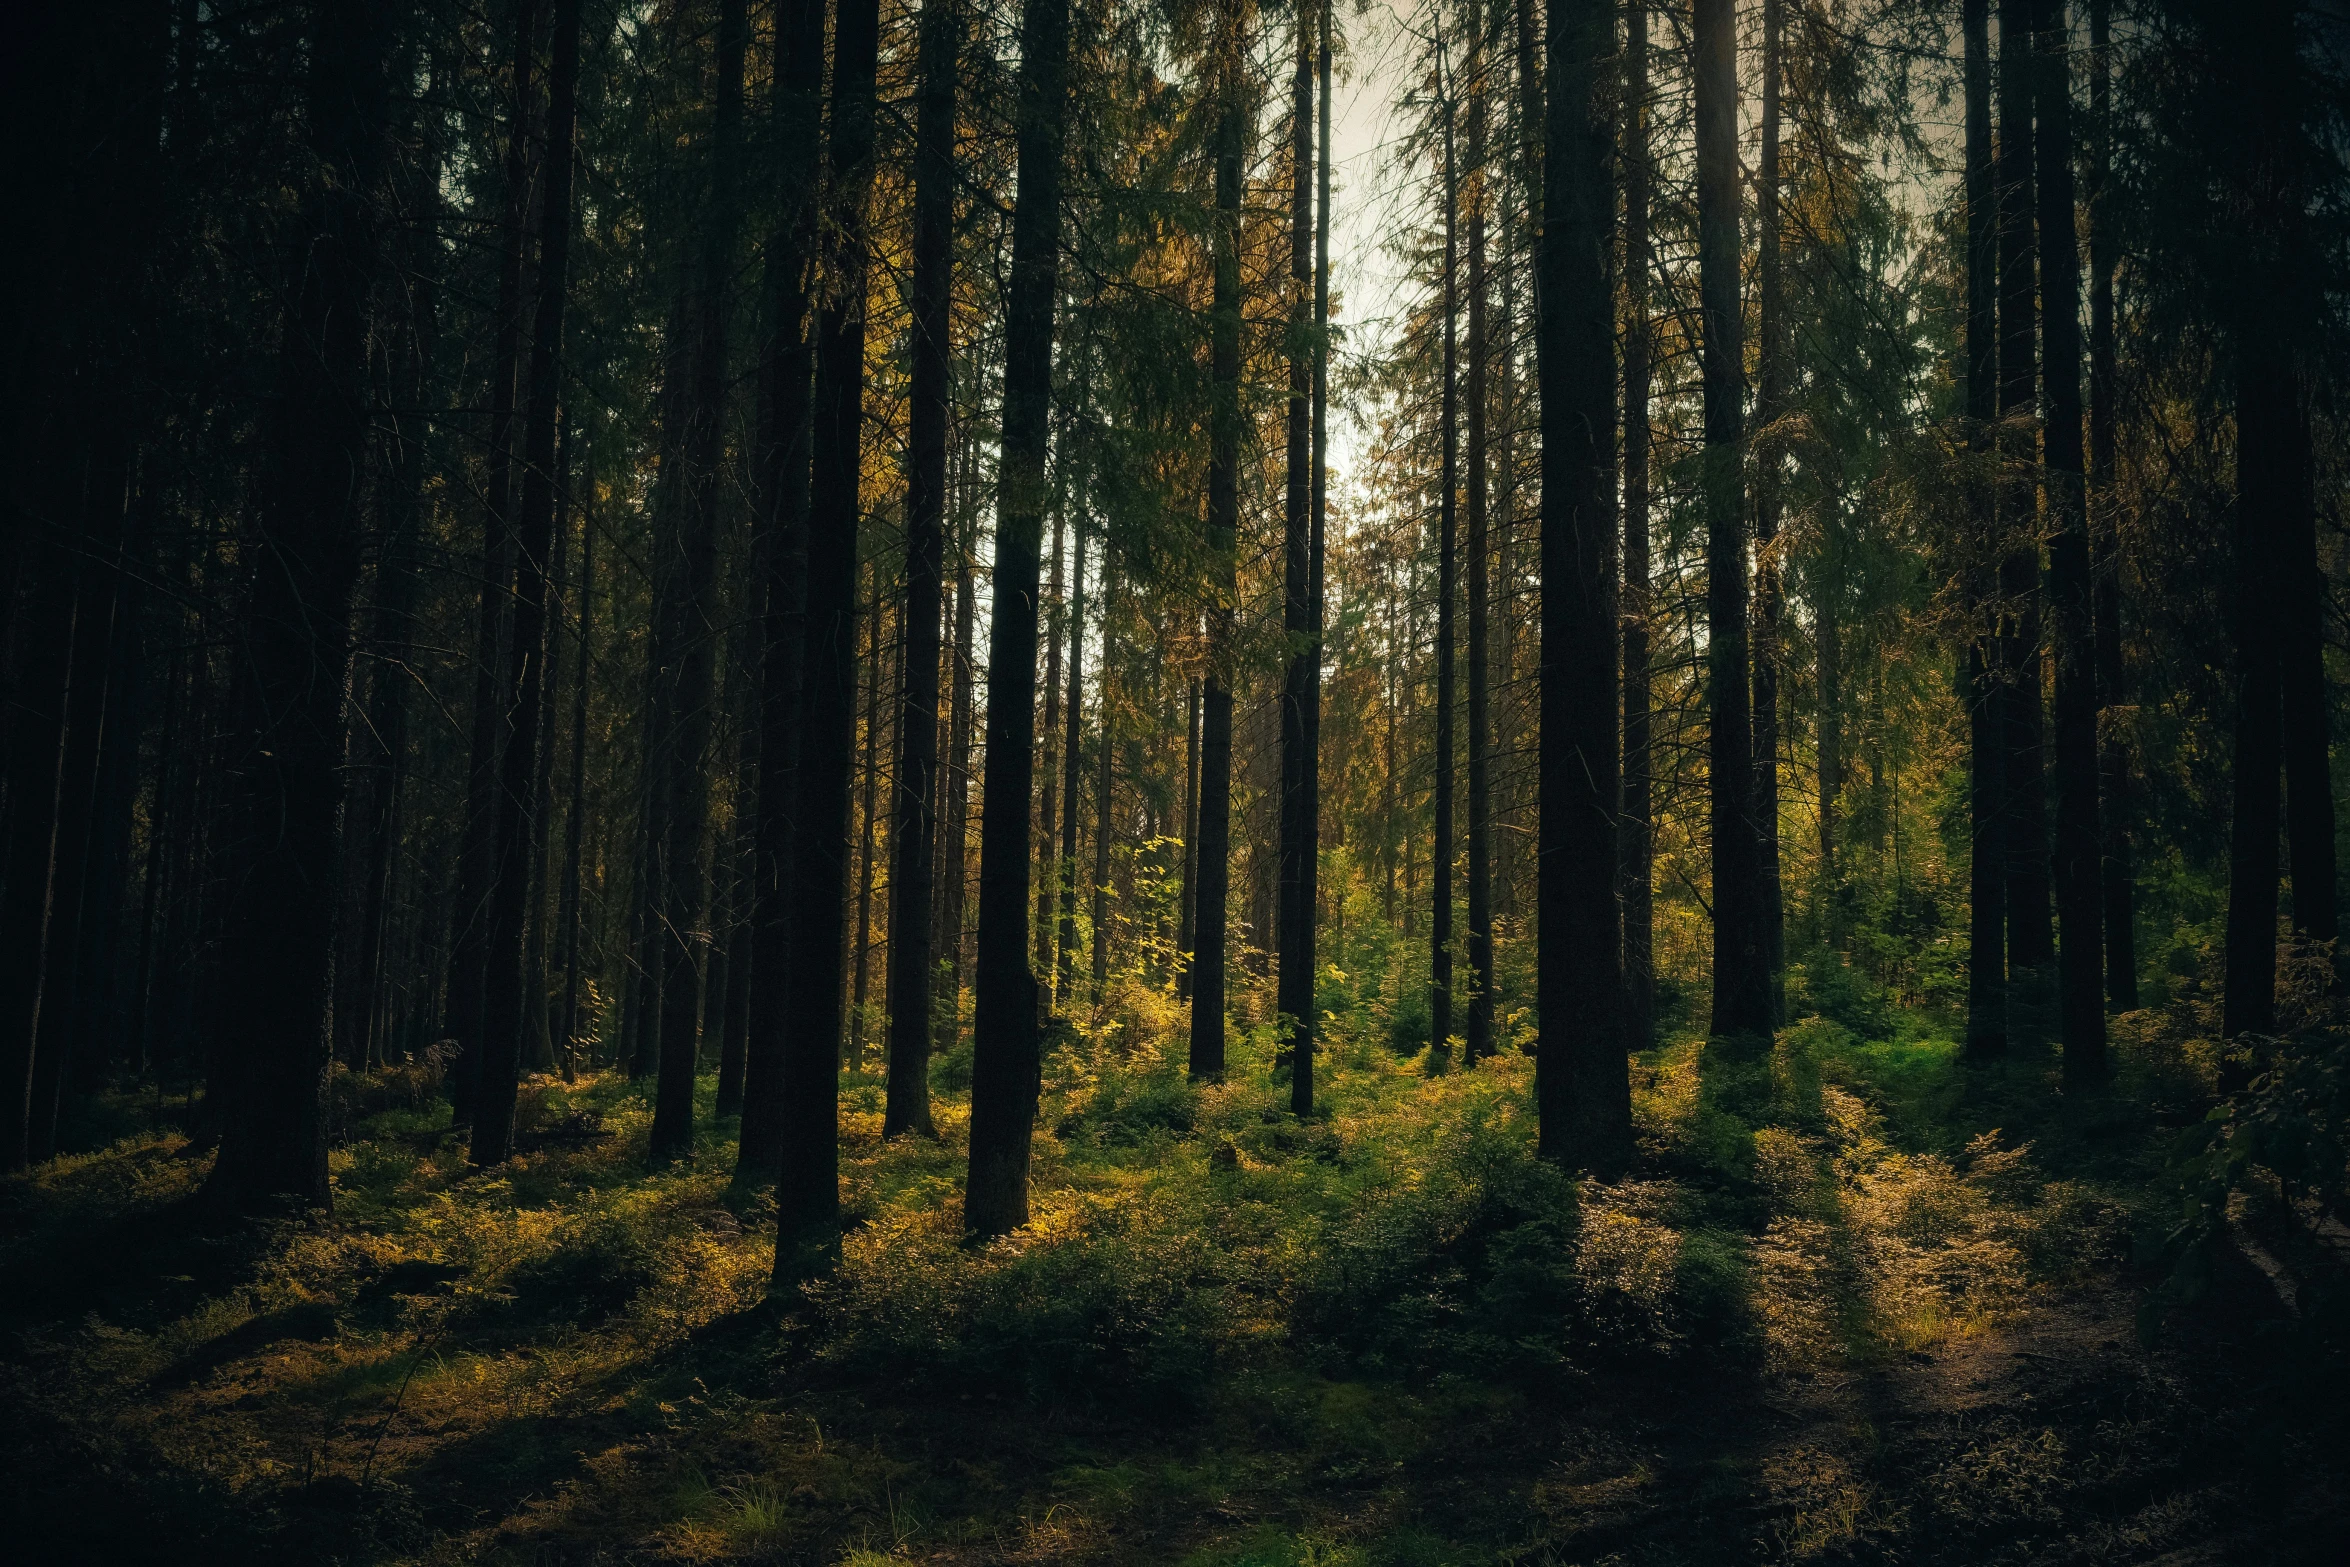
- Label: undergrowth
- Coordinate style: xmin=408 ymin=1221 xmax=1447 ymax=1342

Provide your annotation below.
xmin=0 ymin=984 xmax=2329 ymax=1566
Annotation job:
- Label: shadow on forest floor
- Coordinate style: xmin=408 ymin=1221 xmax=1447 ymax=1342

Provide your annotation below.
xmin=2 ymin=995 xmax=2344 ymax=1566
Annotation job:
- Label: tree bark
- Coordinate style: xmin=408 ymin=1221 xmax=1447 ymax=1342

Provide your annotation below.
xmin=1696 ymin=0 xmax=1764 ymax=1039
xmin=651 ymin=0 xmax=745 ymax=1164
xmin=1621 ymin=0 xmax=1655 ymax=1050
xmin=1465 ymin=0 xmax=1494 ymax=1067
xmin=1434 ymin=39 xmax=1459 ymax=1061
xmin=1964 ymin=0 xmax=2007 ymax=1058
xmin=936 ymin=505 xmax=977 ymax=1055
xmin=559 ymin=462 xmax=596 ymax=1079
xmin=739 ymin=0 xmax=825 ymax=1184
xmin=964 ymin=0 xmax=1071 ymax=1239
xmin=1997 ymin=0 xmax=2052 ymax=973
xmin=1303 ymin=0 xmax=1330 ymax=1103
xmin=1057 ymin=526 xmax=1088 ymax=1008
xmin=1178 ymin=675 xmax=1201 ymax=1002
xmin=2087 ymin=0 xmax=2135 ymax=1011
xmin=1036 ymin=505 xmax=1066 ymax=985
xmin=201 ymin=0 xmax=390 ymax=1211
xmin=885 ymin=0 xmax=958 ymax=1139
xmin=1279 ymin=0 xmax=1319 ymax=1087
xmin=1753 ymin=0 xmax=1786 ymax=1024
xmin=477 ymin=0 xmax=583 ymax=1165
xmin=447 ymin=0 xmax=536 ymax=1126
xmin=1091 ymin=555 xmax=1117 ymax=1003
xmin=2035 ymin=0 xmax=2104 ymax=1078
xmin=1538 ymin=0 xmax=1627 ymax=1172
xmin=850 ymin=566 xmax=885 ymax=1065
xmin=774 ymin=0 xmax=879 ymax=1276
xmin=1188 ymin=0 xmax=1245 ymax=1085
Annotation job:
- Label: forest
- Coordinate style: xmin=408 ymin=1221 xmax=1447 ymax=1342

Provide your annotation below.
xmin=4 ymin=0 xmax=2349 ymax=1559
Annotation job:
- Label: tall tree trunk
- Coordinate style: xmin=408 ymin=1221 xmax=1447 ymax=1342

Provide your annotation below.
xmin=740 ymin=0 xmax=825 ymax=1183
xmin=1696 ymin=0 xmax=1763 ymax=1038
xmin=2035 ymin=0 xmax=2104 ymax=1077
xmin=773 ymin=0 xmax=878 ymax=1275
xmin=1057 ymin=527 xmax=1088 ymax=1007
xmin=1964 ymin=0 xmax=2008 ymax=1057
xmin=1464 ymin=0 xmax=1494 ymax=1067
xmin=649 ymin=0 xmax=744 ymax=1163
xmin=1621 ymin=0 xmax=1654 ymax=1050
xmin=964 ymin=0 xmax=1071 ymax=1239
xmin=1816 ymin=511 xmax=1842 ymax=941
xmin=558 ymin=466 xmax=595 ymax=1078
xmin=1188 ymin=0 xmax=1245 ymax=1085
xmin=2226 ymin=351 xmax=2289 ymax=1043
xmin=850 ymin=566 xmax=885 ymax=1065
xmin=1753 ymin=0 xmax=1785 ymax=1024
xmin=1279 ymin=0 xmax=1318 ymax=1088
xmin=476 ymin=0 xmax=582 ymax=1162
xmin=202 ymin=0 xmax=389 ymax=1210
xmin=26 ymin=483 xmax=127 ymax=1159
xmin=885 ymin=0 xmax=958 ymax=1138
xmin=1433 ymin=45 xmax=1459 ymax=1061
xmin=1304 ymin=0 xmax=1330 ymax=1098
xmin=1539 ymin=0 xmax=1626 ymax=1171
xmin=1036 ymin=506 xmax=1066 ymax=984
xmin=2087 ymin=0 xmax=2135 ymax=1010
xmin=1091 ymin=555 xmax=1117 ymax=1002
xmin=1616 ymin=0 xmax=1654 ymax=1047
xmin=1178 ymin=675 xmax=1201 ymax=1002
xmin=2223 ymin=0 xmax=2316 ymax=1045
xmin=1997 ymin=0 xmax=2052 ymax=973
xmin=936 ymin=512 xmax=976 ymax=1056
xmin=448 ymin=0 xmax=537 ymax=1126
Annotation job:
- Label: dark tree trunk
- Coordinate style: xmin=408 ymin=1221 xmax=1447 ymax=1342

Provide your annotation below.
xmin=649 ymin=0 xmax=744 ymax=1164
xmin=1997 ymin=0 xmax=2052 ymax=973
xmin=1621 ymin=0 xmax=1655 ymax=1050
xmin=1036 ymin=507 xmax=1066 ymax=986
xmin=964 ymin=0 xmax=1071 ymax=1238
xmin=447 ymin=0 xmax=537 ymax=1125
xmin=352 ymin=222 xmax=435 ymax=1074
xmin=1816 ymin=514 xmax=1842 ymax=942
xmin=1189 ymin=2 xmax=1244 ymax=1086
xmin=1696 ymin=0 xmax=1764 ymax=1039
xmin=1464 ymin=0 xmax=1493 ymax=1067
xmin=773 ymin=0 xmax=879 ymax=1276
xmin=714 ymin=703 xmax=757 ymax=1109
xmin=1178 ymin=675 xmax=1201 ymax=1003
xmin=559 ymin=469 xmax=596 ymax=1079
xmin=1433 ymin=46 xmax=1459 ymax=1062
xmin=26 ymin=459 xmax=129 ymax=1160
xmin=1279 ymin=0 xmax=1318 ymax=1087
xmin=475 ymin=0 xmax=582 ymax=1164
xmin=1057 ymin=527 xmax=1087 ymax=1007
xmin=2034 ymin=0 xmax=2104 ymax=1078
xmin=885 ymin=0 xmax=958 ymax=1139
xmin=2087 ymin=0 xmax=2135 ymax=1010
xmin=739 ymin=0 xmax=825 ymax=1182
xmin=935 ymin=509 xmax=976 ymax=1056
xmin=2220 ymin=0 xmax=2312 ymax=1047
xmin=2281 ymin=434 xmax=2336 ymax=951
xmin=201 ymin=0 xmax=390 ymax=1211
xmin=850 ymin=567 xmax=885 ymax=1065
xmin=2226 ymin=345 xmax=2289 ymax=1043
xmin=1964 ymin=0 xmax=2007 ymax=1057
xmin=1538 ymin=0 xmax=1627 ymax=1171
xmin=1090 ymin=555 xmax=1116 ymax=1002
xmin=1753 ymin=0 xmax=1785 ymax=1024
xmin=1303 ymin=0 xmax=1330 ymax=1103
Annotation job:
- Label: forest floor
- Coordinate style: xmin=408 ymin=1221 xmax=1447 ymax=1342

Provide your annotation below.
xmin=4 ymin=983 xmax=2346 ymax=1566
